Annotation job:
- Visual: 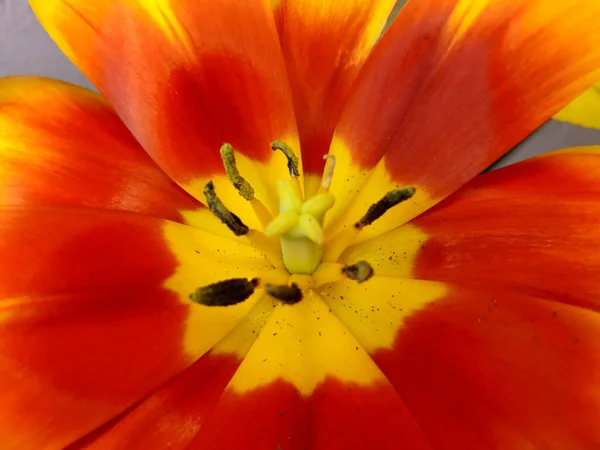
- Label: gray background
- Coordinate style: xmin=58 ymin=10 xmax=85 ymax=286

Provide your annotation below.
xmin=1 ymin=0 xmax=599 ymax=168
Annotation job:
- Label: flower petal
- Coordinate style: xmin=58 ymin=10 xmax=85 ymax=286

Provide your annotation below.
xmin=341 ymin=146 xmax=600 ymax=308
xmin=66 ymin=291 xmax=432 ymax=449
xmin=187 ymin=379 xmax=431 ymax=450
xmin=554 ymin=81 xmax=600 ymax=129
xmin=320 ymin=148 xmax=600 ymax=445
xmin=410 ymin=146 xmax=600 ymax=311
xmin=68 ymin=294 xmax=275 ymax=449
xmin=325 ymin=0 xmax=600 ymax=242
xmin=271 ymin=0 xmax=396 ymax=187
xmin=30 ymin=0 xmax=300 ymax=221
xmin=0 ymin=76 xmax=198 ymax=222
xmin=187 ymin=291 xmax=430 ymax=449
xmin=0 ymin=207 xmax=272 ymax=449
xmin=319 ymin=278 xmax=600 ymax=448
xmin=70 ymin=353 xmax=243 ymax=449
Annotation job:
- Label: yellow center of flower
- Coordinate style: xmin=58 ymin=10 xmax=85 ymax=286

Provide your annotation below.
xmin=191 ymin=141 xmax=415 ymax=307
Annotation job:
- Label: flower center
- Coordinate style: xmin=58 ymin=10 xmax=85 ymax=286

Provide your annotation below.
xmin=263 ymin=179 xmax=334 ymax=274
xmin=192 ymin=141 xmax=415 ymax=306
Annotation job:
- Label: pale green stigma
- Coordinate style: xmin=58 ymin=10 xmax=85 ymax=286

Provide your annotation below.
xmin=264 ymin=180 xmax=335 ymax=275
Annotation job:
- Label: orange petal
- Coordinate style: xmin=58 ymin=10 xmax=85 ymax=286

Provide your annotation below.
xmin=185 ymin=379 xmax=431 ymax=450
xmin=66 ymin=289 xmax=432 ymax=450
xmin=412 ymin=146 xmax=600 ymax=311
xmin=70 ymin=293 xmax=275 ymax=449
xmin=30 ymin=0 xmax=299 ymax=216
xmin=70 ymin=354 xmax=242 ymax=450
xmin=0 ymin=207 xmax=271 ymax=449
xmin=271 ymin=0 xmax=396 ymax=184
xmin=192 ymin=290 xmax=430 ymax=449
xmin=318 ymin=147 xmax=600 ymax=446
xmin=326 ymin=0 xmax=600 ymax=242
xmin=0 ymin=208 xmax=191 ymax=448
xmin=318 ymin=276 xmax=600 ymax=448
xmin=0 ymin=76 xmax=198 ymax=222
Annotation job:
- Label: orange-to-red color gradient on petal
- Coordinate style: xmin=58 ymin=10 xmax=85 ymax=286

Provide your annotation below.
xmin=0 ymin=207 xmax=276 ymax=449
xmin=185 ymin=378 xmax=432 ymax=450
xmin=2 ymin=0 xmax=600 ymax=448
xmin=325 ymin=0 xmax=600 ymax=242
xmin=325 ymin=148 xmax=600 ymax=448
xmin=0 ymin=209 xmax=193 ymax=449
xmin=29 ymin=0 xmax=301 ymax=217
xmin=72 ymin=292 xmax=434 ymax=450
xmin=271 ymin=0 xmax=396 ymax=182
xmin=0 ymin=76 xmax=199 ymax=222
xmin=413 ymin=148 xmax=600 ymax=311
xmin=373 ymin=285 xmax=600 ymax=449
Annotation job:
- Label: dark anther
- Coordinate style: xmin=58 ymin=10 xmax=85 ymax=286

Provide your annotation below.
xmin=265 ymin=283 xmax=303 ymax=304
xmin=189 ymin=278 xmax=259 ymax=306
xmin=271 ymin=140 xmax=300 ymax=177
xmin=220 ymin=143 xmax=255 ymax=200
xmin=342 ymin=261 xmax=374 ymax=283
xmin=355 ymin=187 xmax=416 ymax=229
xmin=204 ymin=181 xmax=249 ymax=236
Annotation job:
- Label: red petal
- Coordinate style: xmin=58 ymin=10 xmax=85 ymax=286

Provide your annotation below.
xmin=413 ymin=147 xmax=600 ymax=311
xmin=326 ymin=0 xmax=600 ymax=242
xmin=0 ymin=209 xmax=190 ymax=448
xmin=320 ymin=148 xmax=600 ymax=446
xmin=0 ymin=207 xmax=271 ymax=448
xmin=82 ymin=290 xmax=431 ymax=449
xmin=0 ymin=76 xmax=198 ymax=222
xmin=318 ymin=278 xmax=600 ymax=448
xmin=272 ymin=0 xmax=396 ymax=182
xmin=187 ymin=290 xmax=430 ymax=449
xmin=382 ymin=286 xmax=600 ymax=448
xmin=70 ymin=354 xmax=242 ymax=450
xmin=70 ymin=293 xmax=276 ymax=449
xmin=187 ymin=379 xmax=431 ymax=450
xmin=30 ymin=0 xmax=299 ymax=213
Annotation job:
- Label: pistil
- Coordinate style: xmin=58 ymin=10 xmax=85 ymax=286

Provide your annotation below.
xmin=197 ymin=141 xmax=416 ymax=308
xmin=264 ymin=179 xmax=335 ymax=275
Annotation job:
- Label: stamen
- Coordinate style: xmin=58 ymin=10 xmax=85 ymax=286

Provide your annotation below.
xmin=355 ymin=187 xmax=416 ymax=230
xmin=220 ymin=143 xmax=254 ymax=201
xmin=342 ymin=261 xmax=374 ymax=283
xmin=189 ymin=278 xmax=259 ymax=306
xmin=219 ymin=143 xmax=272 ymax=228
xmin=265 ymin=283 xmax=303 ymax=304
xmin=271 ymin=140 xmax=300 ymax=178
xmin=321 ymin=154 xmax=336 ymax=189
xmin=324 ymin=187 xmax=417 ymax=263
xmin=204 ymin=181 xmax=249 ymax=236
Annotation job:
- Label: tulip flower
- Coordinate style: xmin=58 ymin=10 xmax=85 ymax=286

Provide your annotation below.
xmin=2 ymin=0 xmax=600 ymax=448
